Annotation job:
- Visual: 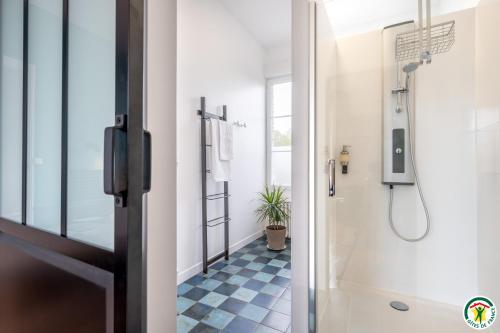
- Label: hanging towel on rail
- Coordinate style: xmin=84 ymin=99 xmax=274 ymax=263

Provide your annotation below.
xmin=209 ymin=119 xmax=231 ymax=182
xmin=219 ymin=120 xmax=233 ymax=161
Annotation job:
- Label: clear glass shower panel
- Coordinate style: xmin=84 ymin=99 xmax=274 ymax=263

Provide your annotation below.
xmin=314 ymin=2 xmax=337 ymax=332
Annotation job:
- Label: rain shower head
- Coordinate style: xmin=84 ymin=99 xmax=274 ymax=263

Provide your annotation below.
xmin=403 ymin=62 xmax=420 ymax=73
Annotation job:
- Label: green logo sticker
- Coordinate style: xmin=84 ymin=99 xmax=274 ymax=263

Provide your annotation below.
xmin=464 ymin=296 xmax=496 ymax=330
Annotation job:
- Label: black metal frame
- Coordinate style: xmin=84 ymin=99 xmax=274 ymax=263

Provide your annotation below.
xmin=198 ymin=97 xmax=230 ymax=274
xmin=121 ymin=0 xmax=146 ymax=331
xmin=0 ymin=1 xmax=146 ymax=332
xmin=21 ymin=0 xmax=28 ymax=226
xmin=61 ymin=0 xmax=69 ymax=236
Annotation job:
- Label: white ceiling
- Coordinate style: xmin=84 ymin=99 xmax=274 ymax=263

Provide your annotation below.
xmin=218 ymin=0 xmax=291 ymax=49
xmin=217 ymin=0 xmax=479 ymax=46
xmin=325 ymin=0 xmax=481 ymax=38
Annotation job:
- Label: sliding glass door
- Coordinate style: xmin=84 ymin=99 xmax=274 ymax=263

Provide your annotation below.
xmin=0 ymin=1 xmax=148 ymax=332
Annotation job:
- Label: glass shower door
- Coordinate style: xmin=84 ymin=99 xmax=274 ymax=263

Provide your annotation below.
xmin=314 ymin=2 xmax=337 ymax=332
xmin=312 ymin=1 xmax=500 ymax=333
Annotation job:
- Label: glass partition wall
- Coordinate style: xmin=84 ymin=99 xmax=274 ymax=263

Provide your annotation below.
xmin=313 ymin=1 xmax=500 ymax=332
xmin=0 ymin=0 xmax=116 ymax=249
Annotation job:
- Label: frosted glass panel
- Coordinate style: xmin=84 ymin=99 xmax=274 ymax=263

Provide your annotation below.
xmin=272 ymin=82 xmax=292 ymax=117
xmin=271 ymin=151 xmax=291 ymax=187
xmin=26 ymin=0 xmax=62 ymax=233
xmin=67 ymin=0 xmax=115 ymax=250
xmin=272 ymin=116 xmax=292 ymax=147
xmin=0 ymin=0 xmax=23 ymax=223
xmin=268 ymin=79 xmax=292 ymax=188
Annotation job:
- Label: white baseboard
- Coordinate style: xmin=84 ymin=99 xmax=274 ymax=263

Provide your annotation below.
xmin=177 ymin=229 xmax=265 ymax=285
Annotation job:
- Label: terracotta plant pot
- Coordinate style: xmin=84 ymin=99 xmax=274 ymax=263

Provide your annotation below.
xmin=266 ymin=225 xmax=286 ymax=251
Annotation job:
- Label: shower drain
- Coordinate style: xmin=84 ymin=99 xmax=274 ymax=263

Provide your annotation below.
xmin=390 ymin=301 xmax=410 ymax=311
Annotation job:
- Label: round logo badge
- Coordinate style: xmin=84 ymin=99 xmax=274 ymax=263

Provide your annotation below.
xmin=464 ymin=296 xmax=496 ymax=330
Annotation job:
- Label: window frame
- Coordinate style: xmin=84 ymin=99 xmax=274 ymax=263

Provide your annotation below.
xmin=266 ymin=75 xmax=292 ymax=188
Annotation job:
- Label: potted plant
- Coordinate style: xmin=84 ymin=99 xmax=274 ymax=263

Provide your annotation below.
xmin=256 ymin=186 xmax=290 ymax=251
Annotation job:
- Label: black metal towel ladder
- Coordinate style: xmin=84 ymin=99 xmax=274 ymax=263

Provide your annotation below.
xmin=198 ymin=97 xmax=230 ymax=274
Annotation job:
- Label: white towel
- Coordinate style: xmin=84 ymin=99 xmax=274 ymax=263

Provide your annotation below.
xmin=209 ymin=119 xmax=231 ymax=182
xmin=219 ymin=120 xmax=233 ymax=161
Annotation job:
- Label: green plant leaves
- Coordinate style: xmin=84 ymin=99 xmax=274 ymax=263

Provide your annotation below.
xmin=255 ymin=185 xmax=290 ymax=229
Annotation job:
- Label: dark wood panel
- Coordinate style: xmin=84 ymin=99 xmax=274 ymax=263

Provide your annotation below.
xmin=0 ymin=218 xmax=115 ymax=273
xmin=0 ymin=234 xmax=113 ymax=333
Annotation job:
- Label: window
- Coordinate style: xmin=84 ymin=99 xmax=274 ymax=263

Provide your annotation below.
xmin=267 ymin=77 xmax=292 ymax=187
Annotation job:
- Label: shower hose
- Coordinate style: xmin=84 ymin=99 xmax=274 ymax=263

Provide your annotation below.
xmin=388 ymin=74 xmax=431 ymax=242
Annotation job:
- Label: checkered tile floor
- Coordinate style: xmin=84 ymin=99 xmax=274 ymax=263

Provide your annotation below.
xmin=177 ymin=236 xmax=291 ymax=332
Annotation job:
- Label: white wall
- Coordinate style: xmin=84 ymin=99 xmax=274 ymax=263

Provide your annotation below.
xmin=147 ymin=0 xmax=177 ymax=331
xmin=476 ymin=0 xmax=500 ymax=313
xmin=177 ymin=0 xmax=266 ymax=283
xmin=332 ymin=9 xmax=478 ymax=306
xmin=264 ymin=44 xmax=292 ymax=78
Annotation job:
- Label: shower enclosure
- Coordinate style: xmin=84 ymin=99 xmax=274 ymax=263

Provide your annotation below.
xmin=311 ymin=0 xmax=500 ymax=332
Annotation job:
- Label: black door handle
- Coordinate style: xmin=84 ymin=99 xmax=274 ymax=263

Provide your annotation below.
xmin=104 ymin=115 xmax=128 ymax=207
xmin=104 ymin=115 xmax=151 ymax=206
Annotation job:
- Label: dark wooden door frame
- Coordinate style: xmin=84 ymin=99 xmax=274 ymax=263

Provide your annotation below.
xmin=0 ymin=0 xmax=146 ymax=332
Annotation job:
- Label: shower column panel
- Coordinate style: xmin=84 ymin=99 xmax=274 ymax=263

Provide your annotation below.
xmin=382 ymin=21 xmax=416 ymax=185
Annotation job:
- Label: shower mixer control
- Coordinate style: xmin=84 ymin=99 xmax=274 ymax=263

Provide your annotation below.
xmin=392 ymin=129 xmax=405 ymax=174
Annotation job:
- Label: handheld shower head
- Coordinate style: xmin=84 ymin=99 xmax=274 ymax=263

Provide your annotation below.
xmin=403 ymin=62 xmax=420 ymax=73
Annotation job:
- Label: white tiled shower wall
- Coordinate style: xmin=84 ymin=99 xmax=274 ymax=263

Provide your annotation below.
xmin=332 ymin=2 xmax=500 ymax=307
xmin=476 ymin=0 xmax=500 ymax=310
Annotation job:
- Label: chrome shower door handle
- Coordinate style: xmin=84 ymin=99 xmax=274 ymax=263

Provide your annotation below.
xmin=328 ymin=159 xmax=335 ymax=197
